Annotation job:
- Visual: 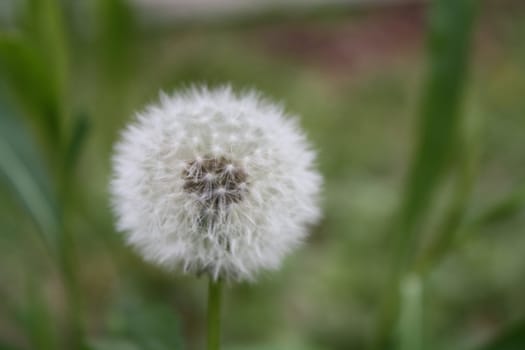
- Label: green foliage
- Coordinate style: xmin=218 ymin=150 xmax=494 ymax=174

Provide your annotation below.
xmin=376 ymin=0 xmax=479 ymax=348
xmin=22 ymin=0 xmax=68 ymax=101
xmin=0 ymin=34 xmax=62 ymax=144
xmin=470 ymin=184 xmax=525 ymax=229
xmin=64 ymin=112 xmax=90 ymax=175
xmin=95 ymin=0 xmax=136 ymax=75
xmin=397 ymin=0 xmax=477 ymax=270
xmin=0 ymin=93 xmax=61 ymax=253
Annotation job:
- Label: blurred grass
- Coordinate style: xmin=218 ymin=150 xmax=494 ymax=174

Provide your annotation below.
xmin=375 ymin=0 xmax=478 ymax=347
xmin=0 ymin=93 xmax=61 ymax=252
xmin=1 ymin=1 xmax=525 ymax=350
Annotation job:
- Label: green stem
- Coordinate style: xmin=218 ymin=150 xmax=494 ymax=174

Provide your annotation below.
xmin=207 ymin=277 xmax=223 ymax=350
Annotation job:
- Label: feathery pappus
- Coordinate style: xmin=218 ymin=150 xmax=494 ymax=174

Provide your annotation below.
xmin=110 ymin=86 xmax=322 ymax=282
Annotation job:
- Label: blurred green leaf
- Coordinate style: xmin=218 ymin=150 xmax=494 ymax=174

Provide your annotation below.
xmin=375 ymin=0 xmax=478 ymax=348
xmin=451 ymin=183 xmax=525 ymax=249
xmin=478 ymin=319 xmax=525 ymax=350
xmin=470 ymin=184 xmax=525 ymax=229
xmin=0 ymin=92 xmax=60 ymax=254
xmin=0 ymin=34 xmax=61 ymax=143
xmin=397 ymin=0 xmax=477 ymax=267
xmin=65 ymin=112 xmax=90 ymax=173
xmin=22 ymin=0 xmax=68 ymax=96
xmin=96 ymin=0 xmax=136 ymax=76
xmin=416 ymin=108 xmax=483 ymax=273
xmin=0 ymin=0 xmax=70 ymax=153
xmin=93 ymin=0 xmax=137 ymax=136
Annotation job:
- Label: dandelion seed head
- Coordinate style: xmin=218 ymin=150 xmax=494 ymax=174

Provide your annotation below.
xmin=110 ymin=85 xmax=322 ymax=281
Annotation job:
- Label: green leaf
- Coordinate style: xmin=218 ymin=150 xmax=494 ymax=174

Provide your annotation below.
xmin=96 ymin=0 xmax=136 ymax=76
xmin=453 ymin=183 xmax=525 ymax=248
xmin=471 ymin=184 xmax=525 ymax=228
xmin=374 ymin=0 xmax=478 ymax=348
xmin=1 ymin=0 xmax=70 ymax=152
xmin=0 ymin=34 xmax=61 ymax=144
xmin=0 ymin=92 xmax=61 ymax=254
xmin=415 ymin=108 xmax=483 ymax=273
xmin=397 ymin=0 xmax=478 ymax=267
xmin=23 ymin=0 xmax=68 ymax=94
xmin=65 ymin=111 xmax=90 ymax=173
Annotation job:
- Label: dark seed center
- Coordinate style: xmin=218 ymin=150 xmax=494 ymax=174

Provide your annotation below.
xmin=182 ymin=156 xmax=248 ymax=209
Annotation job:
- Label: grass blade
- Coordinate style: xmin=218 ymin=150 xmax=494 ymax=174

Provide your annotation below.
xmin=64 ymin=111 xmax=90 ymax=173
xmin=0 ymin=34 xmax=62 ymax=146
xmin=374 ymin=0 xmax=478 ymax=348
xmin=397 ymin=0 xmax=477 ymax=268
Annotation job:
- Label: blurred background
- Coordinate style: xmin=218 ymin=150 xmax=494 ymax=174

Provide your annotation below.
xmin=1 ymin=0 xmax=524 ymax=349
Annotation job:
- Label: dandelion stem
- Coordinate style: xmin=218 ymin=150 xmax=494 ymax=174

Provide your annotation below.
xmin=207 ymin=277 xmax=222 ymax=350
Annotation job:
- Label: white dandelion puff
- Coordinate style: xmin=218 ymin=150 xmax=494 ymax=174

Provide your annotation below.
xmin=110 ymin=85 xmax=322 ymax=282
